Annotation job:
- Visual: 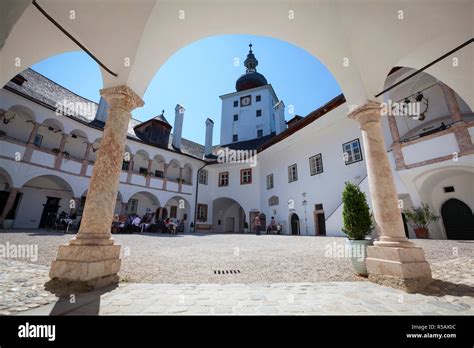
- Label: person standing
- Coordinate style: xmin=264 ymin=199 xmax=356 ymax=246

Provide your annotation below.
xmin=267 ymin=216 xmax=276 ymax=234
xmin=254 ymin=215 xmax=261 ymax=235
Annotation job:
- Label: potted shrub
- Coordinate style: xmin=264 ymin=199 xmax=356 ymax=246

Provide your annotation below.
xmin=341 ymin=182 xmax=374 ymax=277
xmin=404 ymin=203 xmax=439 ymax=239
xmin=244 ymin=221 xmax=249 ymax=234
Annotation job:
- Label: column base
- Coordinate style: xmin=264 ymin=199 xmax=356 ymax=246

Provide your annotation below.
xmin=45 ymin=274 xmax=119 ymax=296
xmin=47 ymin=242 xmax=121 ymax=294
xmin=366 ymin=245 xmax=432 ymax=293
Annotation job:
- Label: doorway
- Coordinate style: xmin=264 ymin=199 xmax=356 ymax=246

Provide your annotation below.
xmin=314 ymin=212 xmax=326 ymax=235
xmin=290 ymin=213 xmax=300 ymax=235
xmin=441 ymin=199 xmax=474 ymax=240
xmin=224 ymin=217 xmax=234 ymax=232
xmin=39 ymin=197 xmax=61 ymax=228
xmin=314 ymin=204 xmax=326 ymax=235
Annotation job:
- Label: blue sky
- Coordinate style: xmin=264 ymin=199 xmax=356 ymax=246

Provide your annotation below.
xmin=32 ymin=35 xmax=341 ymax=145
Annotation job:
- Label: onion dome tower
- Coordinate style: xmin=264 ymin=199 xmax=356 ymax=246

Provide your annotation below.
xmin=235 ymin=44 xmax=268 ymax=92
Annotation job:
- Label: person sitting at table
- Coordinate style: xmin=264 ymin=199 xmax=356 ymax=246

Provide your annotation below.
xmin=167 ymin=218 xmax=177 ymax=234
xmin=131 ymin=214 xmax=141 ymax=232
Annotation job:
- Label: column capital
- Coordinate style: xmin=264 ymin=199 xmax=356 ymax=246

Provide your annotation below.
xmin=100 ymin=85 xmax=144 ymax=112
xmin=348 ymin=101 xmax=382 ymax=127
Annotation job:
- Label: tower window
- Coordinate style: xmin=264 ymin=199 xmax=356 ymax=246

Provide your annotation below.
xmin=233 ymin=134 xmax=238 ymax=142
xmin=443 ymin=186 xmax=455 ymax=193
xmin=233 ymin=114 xmax=238 ymax=121
xmin=233 ymin=100 xmax=238 ymax=107
xmin=256 ymin=109 xmax=262 ymax=117
xmin=256 ymin=95 xmax=261 ymax=102
xmin=257 ymin=129 xmax=263 ymax=138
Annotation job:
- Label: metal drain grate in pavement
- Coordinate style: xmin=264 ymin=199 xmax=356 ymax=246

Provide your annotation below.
xmin=214 ymin=270 xmax=241 ymax=275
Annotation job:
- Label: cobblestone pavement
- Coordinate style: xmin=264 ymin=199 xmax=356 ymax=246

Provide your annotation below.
xmin=20 ymin=281 xmax=474 ymax=316
xmin=0 ymin=259 xmax=56 ymax=315
xmin=2 ymin=255 xmax=472 ymax=316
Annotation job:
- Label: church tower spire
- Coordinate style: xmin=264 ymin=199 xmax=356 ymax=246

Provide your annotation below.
xmin=235 ymin=44 xmax=267 ymax=92
xmin=244 ymin=43 xmax=258 ymax=73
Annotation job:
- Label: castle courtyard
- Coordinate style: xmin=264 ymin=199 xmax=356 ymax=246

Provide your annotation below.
xmin=1 ymin=231 xmax=472 ymax=315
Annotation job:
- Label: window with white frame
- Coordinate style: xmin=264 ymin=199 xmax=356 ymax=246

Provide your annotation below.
xmin=343 ymin=139 xmax=363 ymax=164
xmin=240 ymin=168 xmax=252 ymax=184
xmin=266 ymin=174 xmax=274 ymax=189
xmin=198 ymin=169 xmax=208 ymax=185
xmin=218 ymin=172 xmax=229 ymax=186
xmin=288 ymin=164 xmax=298 ymax=182
xmin=309 ymin=154 xmax=323 ymax=175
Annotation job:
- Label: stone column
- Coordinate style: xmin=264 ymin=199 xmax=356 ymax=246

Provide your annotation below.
xmin=163 ymin=163 xmax=168 ymax=190
xmin=54 ymin=133 xmax=69 ymax=169
xmin=387 ymin=115 xmax=406 ymax=170
xmin=440 ymin=82 xmax=473 ymax=153
xmin=178 ymin=167 xmax=183 ymax=192
xmin=80 ymin=142 xmax=93 ymax=176
xmin=348 ymin=101 xmax=432 ymax=292
xmin=0 ymin=188 xmax=19 ymax=228
xmin=146 ymin=159 xmax=153 ymax=187
xmin=48 ymin=86 xmax=143 ymax=292
xmin=23 ymin=122 xmax=41 ymax=162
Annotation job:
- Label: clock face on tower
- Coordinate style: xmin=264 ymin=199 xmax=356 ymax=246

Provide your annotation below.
xmin=240 ymin=95 xmax=252 ymax=107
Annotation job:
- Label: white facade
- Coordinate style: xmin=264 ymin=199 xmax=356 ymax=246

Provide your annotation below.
xmin=1 ymin=63 xmax=473 ymax=240
xmin=220 ymin=85 xmax=282 ymax=145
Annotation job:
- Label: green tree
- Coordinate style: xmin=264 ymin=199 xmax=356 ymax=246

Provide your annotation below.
xmin=342 ymin=181 xmax=374 ymax=240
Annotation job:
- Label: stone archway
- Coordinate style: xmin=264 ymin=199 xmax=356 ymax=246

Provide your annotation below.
xmin=441 ymin=199 xmax=474 ymax=240
xmin=17 ymin=174 xmax=75 ymax=229
xmin=212 ymin=197 xmax=245 ymax=233
xmin=9 ymin=1 xmax=464 ymax=292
